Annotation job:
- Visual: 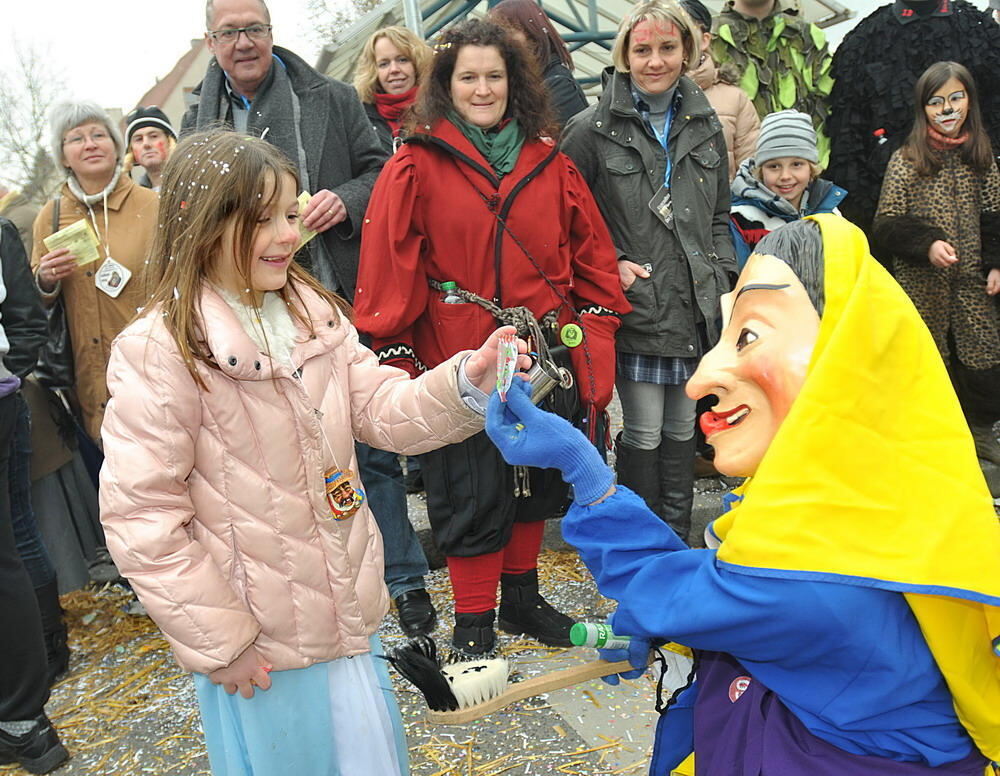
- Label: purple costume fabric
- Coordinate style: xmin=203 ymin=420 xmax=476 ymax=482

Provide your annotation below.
xmin=691 ymin=651 xmax=987 ymax=776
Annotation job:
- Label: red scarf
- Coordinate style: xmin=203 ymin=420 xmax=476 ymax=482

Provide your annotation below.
xmin=927 ymin=124 xmax=969 ymax=150
xmin=373 ymin=87 xmax=418 ymax=137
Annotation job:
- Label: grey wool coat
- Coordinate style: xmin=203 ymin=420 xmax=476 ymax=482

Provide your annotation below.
xmin=561 ymin=68 xmax=736 ymax=359
xmin=181 ymin=45 xmax=388 ymax=301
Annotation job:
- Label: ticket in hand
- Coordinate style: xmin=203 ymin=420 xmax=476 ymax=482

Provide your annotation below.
xmin=496 ymin=332 xmax=518 ymax=402
xmin=297 ymin=191 xmax=319 ymax=249
xmin=43 ymin=219 xmax=101 ymax=266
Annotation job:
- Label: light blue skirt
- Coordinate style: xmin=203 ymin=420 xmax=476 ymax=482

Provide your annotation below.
xmin=193 ymin=635 xmax=409 ymax=776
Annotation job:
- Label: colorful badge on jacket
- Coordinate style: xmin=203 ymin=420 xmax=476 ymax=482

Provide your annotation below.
xmin=324 ymin=467 xmax=365 ymax=520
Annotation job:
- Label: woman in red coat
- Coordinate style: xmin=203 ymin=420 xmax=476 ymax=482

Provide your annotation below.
xmin=355 ymin=18 xmax=628 ymax=656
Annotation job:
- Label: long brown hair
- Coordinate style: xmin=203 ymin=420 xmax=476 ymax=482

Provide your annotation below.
xmin=407 ymin=18 xmax=557 ymax=139
xmin=902 ymin=61 xmax=993 ymax=177
xmin=488 ymin=0 xmax=574 ymax=71
xmin=146 ymin=129 xmax=350 ymax=388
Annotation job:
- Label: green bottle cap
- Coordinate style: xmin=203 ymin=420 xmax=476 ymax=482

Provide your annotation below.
xmin=560 ymin=323 xmax=583 ymax=348
xmin=441 ymin=281 xmax=458 ymax=290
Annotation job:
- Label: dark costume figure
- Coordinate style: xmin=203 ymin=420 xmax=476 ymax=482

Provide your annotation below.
xmin=826 ymin=0 xmax=1000 ymax=240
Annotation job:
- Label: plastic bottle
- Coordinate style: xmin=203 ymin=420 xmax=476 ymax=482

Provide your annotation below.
xmin=440 ymin=281 xmax=465 ymax=304
xmin=570 ymin=622 xmax=632 ymax=650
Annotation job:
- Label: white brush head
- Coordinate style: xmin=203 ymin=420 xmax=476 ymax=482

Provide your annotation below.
xmin=441 ymin=658 xmax=510 ymax=709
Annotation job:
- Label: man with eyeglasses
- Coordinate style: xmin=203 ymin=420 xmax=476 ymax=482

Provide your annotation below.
xmin=182 ymin=0 xmax=386 ymax=300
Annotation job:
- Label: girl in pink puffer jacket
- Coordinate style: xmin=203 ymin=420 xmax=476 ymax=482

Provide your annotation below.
xmin=99 ymin=130 xmax=520 ymax=776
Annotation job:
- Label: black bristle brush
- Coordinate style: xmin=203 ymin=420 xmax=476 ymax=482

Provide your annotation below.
xmin=382 ymin=636 xmax=460 ymax=711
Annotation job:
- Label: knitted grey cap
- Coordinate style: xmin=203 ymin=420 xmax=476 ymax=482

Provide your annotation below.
xmin=755 ymin=110 xmax=818 ymax=165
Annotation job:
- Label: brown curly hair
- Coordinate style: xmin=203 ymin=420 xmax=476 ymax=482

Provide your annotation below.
xmin=407 ymin=18 xmax=557 ymax=139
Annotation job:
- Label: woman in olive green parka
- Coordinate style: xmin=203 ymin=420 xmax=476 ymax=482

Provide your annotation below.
xmin=561 ymin=0 xmax=736 ymax=543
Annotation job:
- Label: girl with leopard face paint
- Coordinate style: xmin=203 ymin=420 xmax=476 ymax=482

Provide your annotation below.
xmin=873 ymin=61 xmax=1000 ymax=470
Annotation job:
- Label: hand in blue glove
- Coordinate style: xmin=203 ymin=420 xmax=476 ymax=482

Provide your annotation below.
xmin=599 ymin=631 xmax=653 ymax=686
xmin=486 ymin=378 xmax=614 ymax=505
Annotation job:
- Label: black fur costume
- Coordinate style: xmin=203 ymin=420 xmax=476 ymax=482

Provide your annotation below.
xmin=825 ymin=0 xmax=1000 ymax=243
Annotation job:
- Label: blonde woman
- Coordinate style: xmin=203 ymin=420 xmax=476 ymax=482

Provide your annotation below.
xmin=354 ymin=25 xmax=433 ymax=154
xmin=561 ymin=0 xmax=736 ymax=544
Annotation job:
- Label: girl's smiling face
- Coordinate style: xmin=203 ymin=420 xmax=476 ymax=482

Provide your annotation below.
xmin=925 ymin=76 xmax=968 ymax=137
xmin=686 ymin=253 xmax=820 ymax=477
xmin=214 ymin=172 xmax=300 ymax=304
xmin=760 ymin=157 xmax=812 ymax=210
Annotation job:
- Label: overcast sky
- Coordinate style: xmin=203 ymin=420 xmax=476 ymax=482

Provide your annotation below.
xmin=1 ymin=0 xmax=992 ymax=115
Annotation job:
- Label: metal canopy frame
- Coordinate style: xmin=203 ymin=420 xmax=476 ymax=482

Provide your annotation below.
xmin=316 ymin=0 xmax=851 ymax=96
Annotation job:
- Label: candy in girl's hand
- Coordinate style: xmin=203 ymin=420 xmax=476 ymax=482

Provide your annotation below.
xmin=496 ymin=333 xmax=518 ymax=401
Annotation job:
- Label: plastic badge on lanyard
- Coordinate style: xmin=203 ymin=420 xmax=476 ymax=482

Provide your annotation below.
xmin=646 ymin=98 xmax=678 ymax=229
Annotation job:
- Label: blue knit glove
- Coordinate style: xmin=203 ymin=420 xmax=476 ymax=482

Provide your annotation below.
xmin=599 ymin=617 xmax=653 ymax=686
xmin=486 ymin=378 xmax=614 ymax=505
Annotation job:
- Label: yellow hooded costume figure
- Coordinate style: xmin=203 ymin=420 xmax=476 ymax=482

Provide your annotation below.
xmin=486 ymin=213 xmax=1000 ymax=774
xmin=709 ymin=214 xmax=1000 ymax=762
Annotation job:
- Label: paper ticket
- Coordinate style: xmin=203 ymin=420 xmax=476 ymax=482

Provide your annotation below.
xmin=43 ymin=219 xmax=101 ymax=267
xmin=297 ymin=191 xmax=318 ymax=249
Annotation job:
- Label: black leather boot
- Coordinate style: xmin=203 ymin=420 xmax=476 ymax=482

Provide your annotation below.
xmin=614 ymin=433 xmax=660 ymax=511
xmin=34 ymin=581 xmax=69 ymax=686
xmin=452 ymin=610 xmax=496 ymax=656
xmin=658 ymin=436 xmax=697 ymax=544
xmin=497 ymin=569 xmax=574 ymax=647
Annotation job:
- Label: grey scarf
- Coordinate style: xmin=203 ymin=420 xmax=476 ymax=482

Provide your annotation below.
xmin=191 ymin=54 xmax=310 ymax=191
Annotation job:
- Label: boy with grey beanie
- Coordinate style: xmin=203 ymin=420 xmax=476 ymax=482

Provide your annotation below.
xmin=729 ymin=110 xmax=848 ymax=266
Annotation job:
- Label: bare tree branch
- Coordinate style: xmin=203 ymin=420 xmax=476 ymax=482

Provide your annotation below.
xmin=304 ymin=0 xmax=383 ymax=50
xmin=0 ymin=40 xmax=65 ymax=202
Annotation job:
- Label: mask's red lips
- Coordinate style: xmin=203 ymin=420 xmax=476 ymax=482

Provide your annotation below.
xmin=700 ymin=404 xmax=750 ymax=438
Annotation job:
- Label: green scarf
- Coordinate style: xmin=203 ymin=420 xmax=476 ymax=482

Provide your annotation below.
xmin=447 ymin=111 xmax=525 ymax=177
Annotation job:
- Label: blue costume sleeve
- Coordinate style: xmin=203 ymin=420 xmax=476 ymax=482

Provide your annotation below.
xmin=563 ymin=486 xmax=975 ymax=765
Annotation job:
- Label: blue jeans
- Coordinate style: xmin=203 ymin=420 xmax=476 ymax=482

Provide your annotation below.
xmin=355 ymin=443 xmax=428 ymax=599
xmin=9 ymin=393 xmax=55 ymax=589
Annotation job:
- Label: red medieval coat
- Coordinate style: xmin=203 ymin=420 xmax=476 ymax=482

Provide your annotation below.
xmin=354 ymin=118 xmax=629 ymax=413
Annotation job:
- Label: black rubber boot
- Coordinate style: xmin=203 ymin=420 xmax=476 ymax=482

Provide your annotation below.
xmin=658 ymin=436 xmax=697 ymax=544
xmin=497 ymin=569 xmax=575 ymax=647
xmin=614 ymin=433 xmax=660 ymax=511
xmin=33 ymin=581 xmax=69 ymax=687
xmin=452 ymin=610 xmax=496 ymax=657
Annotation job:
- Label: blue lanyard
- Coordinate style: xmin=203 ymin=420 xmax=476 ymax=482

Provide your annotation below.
xmin=649 ymin=100 xmax=677 ymax=187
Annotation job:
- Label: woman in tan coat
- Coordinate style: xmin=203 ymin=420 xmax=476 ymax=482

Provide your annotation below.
xmin=682 ymin=0 xmax=760 ymax=182
xmin=31 ymin=100 xmax=158 ymax=444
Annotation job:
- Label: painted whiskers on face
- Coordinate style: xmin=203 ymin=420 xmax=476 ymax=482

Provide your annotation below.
xmin=924 ymin=76 xmax=969 ymax=138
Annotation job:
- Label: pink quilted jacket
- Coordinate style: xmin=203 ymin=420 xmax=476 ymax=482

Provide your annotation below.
xmin=99 ymin=283 xmax=482 ymax=674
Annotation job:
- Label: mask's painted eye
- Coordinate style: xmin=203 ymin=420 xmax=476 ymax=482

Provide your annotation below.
xmin=736 ymin=328 xmax=758 ymax=351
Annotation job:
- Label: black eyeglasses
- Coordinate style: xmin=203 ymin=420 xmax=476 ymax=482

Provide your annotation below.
xmin=208 ymin=24 xmax=272 ymax=44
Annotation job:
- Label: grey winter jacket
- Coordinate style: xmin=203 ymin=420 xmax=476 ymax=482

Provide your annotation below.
xmin=561 ymin=69 xmax=736 ymax=358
